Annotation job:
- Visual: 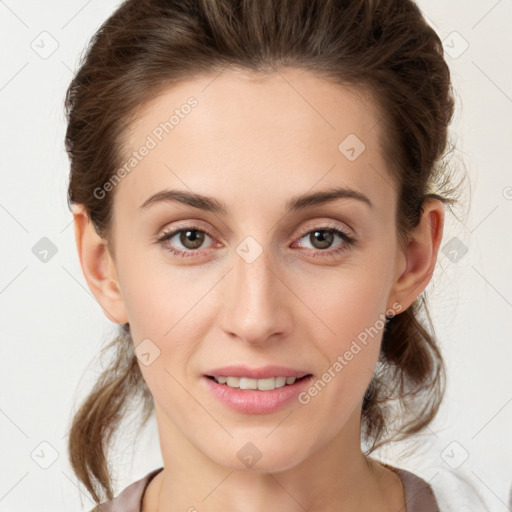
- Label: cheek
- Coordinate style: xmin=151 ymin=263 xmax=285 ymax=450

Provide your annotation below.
xmin=296 ymin=255 xmax=392 ymax=396
xmin=115 ymin=255 xmax=212 ymax=387
xmin=298 ymin=285 xmax=385 ymax=428
xmin=122 ymin=269 xmax=201 ymax=407
xmin=300 ymin=261 xmax=391 ymax=342
xmin=116 ymin=251 xmax=201 ymax=339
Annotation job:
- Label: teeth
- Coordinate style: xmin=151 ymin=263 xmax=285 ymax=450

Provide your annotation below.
xmin=213 ymin=376 xmax=299 ymax=390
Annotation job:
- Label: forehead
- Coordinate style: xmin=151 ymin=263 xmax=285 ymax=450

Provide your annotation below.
xmin=115 ymin=67 xmax=396 ymax=218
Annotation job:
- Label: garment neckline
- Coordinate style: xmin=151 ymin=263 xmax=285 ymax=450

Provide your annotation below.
xmin=138 ymin=466 xmax=164 ymax=511
xmin=139 ymin=463 xmax=439 ymax=512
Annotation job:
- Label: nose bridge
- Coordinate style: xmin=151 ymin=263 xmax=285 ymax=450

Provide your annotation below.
xmin=222 ymin=235 xmax=288 ymax=343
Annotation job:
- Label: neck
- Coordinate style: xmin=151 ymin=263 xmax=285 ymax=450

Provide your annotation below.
xmin=144 ymin=405 xmax=405 ymax=512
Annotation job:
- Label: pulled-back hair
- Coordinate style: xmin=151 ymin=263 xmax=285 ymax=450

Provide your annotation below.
xmin=65 ymin=0 xmax=459 ymax=504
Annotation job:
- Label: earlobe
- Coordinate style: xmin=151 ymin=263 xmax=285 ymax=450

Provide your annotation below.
xmin=388 ymin=198 xmax=445 ymax=312
xmin=72 ymin=204 xmax=128 ymax=325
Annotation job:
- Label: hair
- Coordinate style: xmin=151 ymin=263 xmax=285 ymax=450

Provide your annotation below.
xmin=64 ymin=0 xmax=461 ymax=504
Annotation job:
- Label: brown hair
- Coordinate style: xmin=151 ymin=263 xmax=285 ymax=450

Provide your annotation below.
xmin=65 ymin=0 xmax=460 ymax=504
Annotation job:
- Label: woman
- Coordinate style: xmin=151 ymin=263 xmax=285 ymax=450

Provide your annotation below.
xmin=66 ymin=0 xmax=464 ymax=510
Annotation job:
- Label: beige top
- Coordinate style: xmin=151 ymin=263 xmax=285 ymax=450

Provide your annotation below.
xmin=91 ymin=464 xmax=440 ymax=511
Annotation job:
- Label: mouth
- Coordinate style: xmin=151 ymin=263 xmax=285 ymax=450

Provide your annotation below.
xmin=205 ymin=374 xmax=312 ymax=391
xmin=202 ymin=372 xmax=315 ymax=414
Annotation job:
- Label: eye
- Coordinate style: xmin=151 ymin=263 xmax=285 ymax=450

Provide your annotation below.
xmin=157 ymin=226 xmax=216 ymax=258
xmin=293 ymin=225 xmax=356 ymax=258
xmin=157 ymin=223 xmax=356 ymax=259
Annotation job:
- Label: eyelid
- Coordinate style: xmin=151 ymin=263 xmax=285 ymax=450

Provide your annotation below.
xmin=156 ymin=219 xmax=357 ymax=264
xmin=156 ymin=219 xmax=218 ymax=240
xmin=157 ymin=218 xmax=354 ymax=244
xmin=295 ymin=220 xmax=355 ymax=240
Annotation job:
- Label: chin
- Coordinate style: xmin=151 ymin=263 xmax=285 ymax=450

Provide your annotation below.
xmin=206 ymin=438 xmax=310 ymax=473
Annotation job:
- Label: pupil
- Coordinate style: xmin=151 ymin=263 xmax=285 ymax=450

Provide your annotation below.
xmin=312 ymin=230 xmax=333 ymax=249
xmin=181 ymin=230 xmax=204 ymax=249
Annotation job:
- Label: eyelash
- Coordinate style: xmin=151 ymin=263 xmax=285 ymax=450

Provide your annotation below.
xmin=156 ymin=223 xmax=356 ymax=259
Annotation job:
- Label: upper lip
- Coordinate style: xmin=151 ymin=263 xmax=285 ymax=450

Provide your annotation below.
xmin=205 ymin=365 xmax=311 ymax=379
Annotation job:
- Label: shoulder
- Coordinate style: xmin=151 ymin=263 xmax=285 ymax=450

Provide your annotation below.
xmin=88 ymin=467 xmax=164 ymax=512
xmin=383 ymin=464 xmax=440 ymax=511
xmin=388 ymin=463 xmax=492 ymax=512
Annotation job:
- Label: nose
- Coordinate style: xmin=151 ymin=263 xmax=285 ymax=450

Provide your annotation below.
xmin=220 ymin=240 xmax=292 ymax=346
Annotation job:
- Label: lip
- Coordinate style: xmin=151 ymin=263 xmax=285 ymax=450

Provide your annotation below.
xmin=204 ymin=365 xmax=310 ymax=380
xmin=202 ymin=373 xmax=314 ymax=414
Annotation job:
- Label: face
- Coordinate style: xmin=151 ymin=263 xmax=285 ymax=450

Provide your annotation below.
xmin=97 ymin=68 xmax=411 ymax=471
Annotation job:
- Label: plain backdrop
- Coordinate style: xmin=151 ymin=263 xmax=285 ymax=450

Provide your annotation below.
xmin=1 ymin=1 xmax=511 ymax=511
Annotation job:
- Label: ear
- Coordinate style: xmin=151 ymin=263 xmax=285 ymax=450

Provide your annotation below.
xmin=71 ymin=204 xmax=129 ymax=325
xmin=388 ymin=197 xmax=445 ymax=312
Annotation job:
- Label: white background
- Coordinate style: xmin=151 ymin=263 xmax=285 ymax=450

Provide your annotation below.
xmin=1 ymin=0 xmax=511 ymax=511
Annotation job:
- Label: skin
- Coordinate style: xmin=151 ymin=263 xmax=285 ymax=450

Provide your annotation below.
xmin=73 ymin=67 xmax=444 ymax=511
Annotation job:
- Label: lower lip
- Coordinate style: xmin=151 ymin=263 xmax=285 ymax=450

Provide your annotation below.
xmin=202 ymin=375 xmax=313 ymax=414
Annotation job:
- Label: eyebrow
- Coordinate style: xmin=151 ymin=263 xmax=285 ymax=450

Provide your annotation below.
xmin=139 ymin=186 xmax=373 ymax=214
